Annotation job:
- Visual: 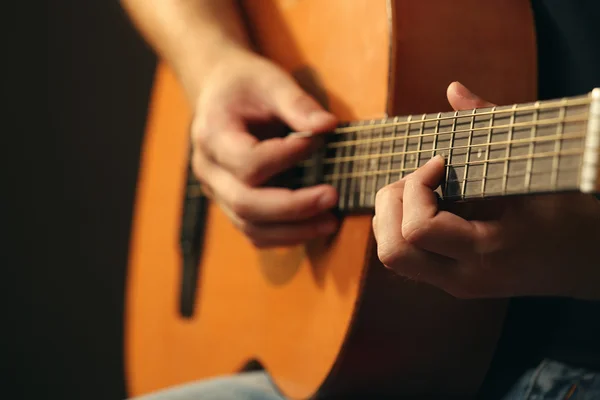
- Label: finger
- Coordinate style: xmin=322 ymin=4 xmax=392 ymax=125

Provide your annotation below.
xmin=401 ymin=155 xmax=446 ymax=240
xmin=401 ymin=156 xmax=504 ymax=259
xmin=195 ymin=152 xmax=338 ymax=223
xmin=373 ymin=182 xmax=454 ymax=287
xmin=446 ymin=81 xmax=497 ymax=111
xmin=240 ymin=213 xmax=339 ymax=248
xmin=261 ymin=72 xmax=338 ymax=133
xmin=197 ymin=125 xmax=320 ymax=185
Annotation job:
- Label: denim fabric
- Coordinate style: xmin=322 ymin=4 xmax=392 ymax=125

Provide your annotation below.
xmin=129 ymin=360 xmax=599 ymax=399
xmin=501 ymin=359 xmax=600 ymax=400
xmin=129 ymin=371 xmax=282 ymax=400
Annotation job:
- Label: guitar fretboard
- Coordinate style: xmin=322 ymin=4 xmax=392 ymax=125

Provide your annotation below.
xmin=299 ymin=90 xmax=600 ymax=212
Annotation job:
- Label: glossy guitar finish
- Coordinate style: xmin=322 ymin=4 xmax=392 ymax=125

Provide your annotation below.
xmin=125 ymin=1 xmax=538 ymax=398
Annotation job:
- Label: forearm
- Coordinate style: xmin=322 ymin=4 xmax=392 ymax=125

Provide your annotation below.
xmin=121 ymin=0 xmax=252 ymax=102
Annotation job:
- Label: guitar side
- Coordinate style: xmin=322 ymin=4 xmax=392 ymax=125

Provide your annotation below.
xmin=125 ymin=1 xmax=538 ymax=398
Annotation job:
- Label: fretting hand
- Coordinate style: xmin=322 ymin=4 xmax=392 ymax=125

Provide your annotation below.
xmin=373 ymin=82 xmax=600 ymax=300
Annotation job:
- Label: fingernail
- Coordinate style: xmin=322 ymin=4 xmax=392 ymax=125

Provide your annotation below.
xmin=454 ymin=81 xmax=478 ymax=100
xmin=308 ymin=110 xmax=335 ymax=126
xmin=428 ymin=154 xmax=445 ymax=164
xmin=318 ymin=190 xmax=337 ymax=209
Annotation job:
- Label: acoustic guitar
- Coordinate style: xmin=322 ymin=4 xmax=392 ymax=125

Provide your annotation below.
xmin=125 ymin=1 xmax=600 ymax=398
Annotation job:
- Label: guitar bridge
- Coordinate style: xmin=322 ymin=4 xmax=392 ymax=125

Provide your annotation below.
xmin=178 ymin=158 xmax=208 ymax=318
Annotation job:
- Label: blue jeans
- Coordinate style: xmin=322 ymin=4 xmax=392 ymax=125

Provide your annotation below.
xmin=129 ymin=359 xmax=599 ymax=399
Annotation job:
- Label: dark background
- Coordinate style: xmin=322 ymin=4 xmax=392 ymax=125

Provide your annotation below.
xmin=7 ymin=1 xmax=598 ymax=400
xmin=8 ymin=2 xmax=155 ymax=399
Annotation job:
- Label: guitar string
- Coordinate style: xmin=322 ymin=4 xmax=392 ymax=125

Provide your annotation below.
xmin=324 ymin=167 xmax=583 ymax=199
xmin=188 ymin=134 xmax=589 ymax=190
xmin=322 ymin=148 xmax=590 ymax=180
xmin=353 ymin=167 xmax=581 ymax=186
xmin=186 ymin=159 xmax=584 ymax=200
xmin=186 ymin=99 xmax=593 ymax=197
xmin=289 ymin=96 xmax=591 ymax=137
xmin=185 ymin=136 xmax=591 ymax=194
xmin=310 ymin=131 xmax=586 ymax=166
xmin=320 ymin=115 xmax=588 ymax=150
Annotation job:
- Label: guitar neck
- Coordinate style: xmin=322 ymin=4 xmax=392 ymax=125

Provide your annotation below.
xmin=299 ymin=88 xmax=600 ymax=212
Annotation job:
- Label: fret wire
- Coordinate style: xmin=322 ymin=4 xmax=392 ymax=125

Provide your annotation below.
xmin=294 ymin=93 xmax=596 ymax=204
xmin=331 ymin=126 xmax=342 ymax=195
xmin=481 ymin=106 xmax=496 ymax=197
xmin=359 ymin=120 xmax=375 ymax=207
xmin=432 ymin=112 xmax=441 ymax=159
xmin=299 ymin=131 xmax=587 ymax=172
xmin=285 ymin=164 xmax=585 ymax=193
xmin=576 ymin=91 xmax=594 ymax=189
xmin=416 ymin=113 xmax=426 ymax=169
xmin=371 ymin=117 xmax=384 ymax=206
xmin=551 ymin=99 xmax=567 ymax=189
xmin=326 ymin=115 xmax=587 ymax=149
xmin=322 ymin=148 xmax=587 ymax=181
xmin=444 ymin=111 xmax=459 ymax=194
xmin=348 ymin=120 xmax=363 ymax=210
xmin=524 ymin=101 xmax=540 ymax=192
xmin=461 ymin=109 xmax=477 ymax=199
xmin=385 ymin=116 xmax=400 ymax=186
xmin=342 ymin=166 xmax=583 ymax=204
xmin=339 ymin=122 xmax=352 ymax=210
xmin=400 ymin=115 xmax=412 ymax=180
xmin=309 ymin=131 xmax=586 ymax=165
xmin=352 ymin=120 xmax=359 ymax=209
xmin=325 ymin=97 xmax=591 ymax=135
xmin=502 ymin=104 xmax=518 ymax=195
xmin=331 ymin=167 xmax=582 ymax=188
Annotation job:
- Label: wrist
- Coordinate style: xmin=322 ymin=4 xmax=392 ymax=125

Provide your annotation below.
xmin=174 ymin=37 xmax=253 ymax=105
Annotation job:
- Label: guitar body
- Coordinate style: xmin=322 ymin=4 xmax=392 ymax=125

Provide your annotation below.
xmin=125 ymin=1 xmax=537 ymax=398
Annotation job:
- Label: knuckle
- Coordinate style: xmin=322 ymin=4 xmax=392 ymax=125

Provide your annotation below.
xmin=403 ymin=176 xmax=419 ymax=192
xmin=288 ymin=92 xmax=313 ymax=110
xmin=229 ymin=189 xmax=253 ymax=221
xmin=231 ymin=216 xmax=264 ymax=246
xmin=375 ymin=182 xmax=404 ymax=210
xmin=237 ymin=219 xmax=253 ymax=236
xmin=236 ymin=161 xmax=263 ymax=185
xmin=194 ymin=130 xmax=210 ymax=153
xmin=377 ymin=240 xmax=406 ymax=269
xmin=190 ymin=153 xmax=209 ymax=184
xmin=374 ymin=186 xmax=391 ymax=207
xmin=191 ymin=115 xmax=210 ymax=146
xmin=190 ymin=115 xmax=223 ymax=163
xmin=402 ymin=221 xmax=430 ymax=247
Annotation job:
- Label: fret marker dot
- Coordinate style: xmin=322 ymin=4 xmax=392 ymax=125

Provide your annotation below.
xmin=477 ymin=148 xmax=483 ymax=158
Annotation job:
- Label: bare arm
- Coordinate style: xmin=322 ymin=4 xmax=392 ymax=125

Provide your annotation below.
xmin=120 ymin=0 xmax=252 ymax=102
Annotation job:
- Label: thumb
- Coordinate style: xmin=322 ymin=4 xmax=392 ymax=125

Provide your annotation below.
xmin=446 ymin=81 xmax=496 ymax=111
xmin=265 ymin=73 xmax=338 ymax=133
